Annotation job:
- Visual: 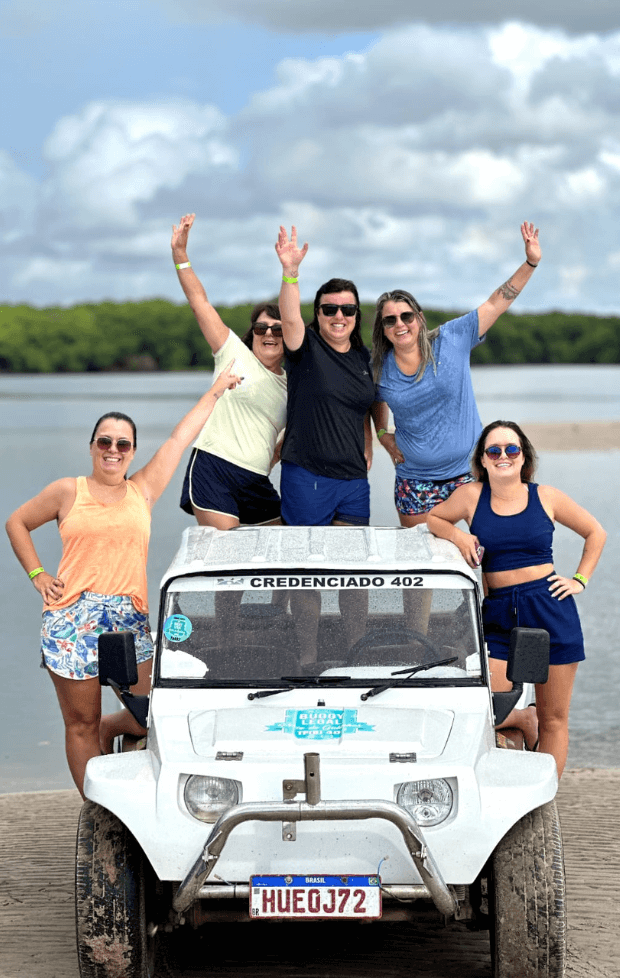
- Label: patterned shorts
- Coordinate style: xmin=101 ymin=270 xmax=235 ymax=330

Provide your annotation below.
xmin=395 ymin=472 xmax=475 ymax=515
xmin=41 ymin=591 xmax=154 ymax=680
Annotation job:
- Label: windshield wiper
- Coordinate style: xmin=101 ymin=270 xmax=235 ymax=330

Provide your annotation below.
xmin=248 ymin=675 xmax=351 ymax=701
xmin=361 ymin=657 xmax=459 ymax=701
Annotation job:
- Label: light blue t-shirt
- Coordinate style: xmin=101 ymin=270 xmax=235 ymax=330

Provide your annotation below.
xmin=375 ymin=310 xmax=485 ymax=481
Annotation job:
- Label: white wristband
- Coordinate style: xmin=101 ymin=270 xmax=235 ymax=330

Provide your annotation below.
xmin=175 ymin=261 xmax=191 ymax=270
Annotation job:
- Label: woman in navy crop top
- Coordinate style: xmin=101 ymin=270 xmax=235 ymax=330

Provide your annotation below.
xmin=427 ymin=420 xmax=606 ymax=778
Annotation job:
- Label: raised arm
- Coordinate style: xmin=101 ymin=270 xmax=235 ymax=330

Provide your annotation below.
xmin=5 ymin=479 xmax=74 ymax=603
xmin=477 ymin=222 xmax=542 ymax=337
xmin=275 ymin=225 xmax=308 ymax=352
xmin=130 ymin=361 xmax=242 ymax=509
xmin=539 ymin=486 xmax=607 ymax=599
xmin=171 ymin=214 xmax=230 ymax=353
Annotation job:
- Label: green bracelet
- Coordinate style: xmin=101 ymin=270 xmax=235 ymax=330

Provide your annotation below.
xmin=28 ymin=567 xmax=45 ymax=580
xmin=573 ymin=573 xmax=588 ymax=588
xmin=282 ymin=275 xmax=298 ymax=284
xmin=376 ymin=428 xmax=388 ymax=439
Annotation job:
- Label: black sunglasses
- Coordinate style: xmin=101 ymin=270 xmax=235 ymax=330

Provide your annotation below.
xmin=95 ymin=436 xmax=133 ymax=453
xmin=382 ymin=311 xmax=418 ymax=328
xmin=484 ymin=444 xmax=522 ymax=459
xmin=253 ymin=322 xmax=283 ymax=336
xmin=319 ymin=303 xmax=358 ymax=317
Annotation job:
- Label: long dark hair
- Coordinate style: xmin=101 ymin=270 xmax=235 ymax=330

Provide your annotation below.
xmin=89 ymin=412 xmax=137 ymax=448
xmin=472 ymin=420 xmax=538 ymax=483
xmin=241 ymin=301 xmax=282 ymax=350
xmin=309 ymin=278 xmax=364 ymax=351
xmin=371 ymin=289 xmax=439 ymax=383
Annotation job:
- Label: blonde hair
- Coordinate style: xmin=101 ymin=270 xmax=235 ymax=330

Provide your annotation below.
xmin=371 ymin=290 xmax=439 ymax=383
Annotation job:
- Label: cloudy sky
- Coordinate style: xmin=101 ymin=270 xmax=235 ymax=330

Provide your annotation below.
xmin=2 ymin=0 xmax=620 ymax=313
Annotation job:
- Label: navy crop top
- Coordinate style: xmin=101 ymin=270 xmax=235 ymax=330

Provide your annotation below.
xmin=470 ymin=482 xmax=554 ymax=573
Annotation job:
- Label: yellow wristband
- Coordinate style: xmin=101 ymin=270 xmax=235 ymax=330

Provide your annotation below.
xmin=282 ymin=275 xmax=298 ymax=284
xmin=28 ymin=567 xmax=45 ymax=580
xmin=573 ymin=573 xmax=588 ymax=588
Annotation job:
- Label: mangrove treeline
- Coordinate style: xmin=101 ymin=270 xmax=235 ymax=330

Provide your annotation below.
xmin=0 ymin=300 xmax=618 ymax=372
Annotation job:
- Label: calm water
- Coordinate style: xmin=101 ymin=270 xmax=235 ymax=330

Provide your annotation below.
xmin=1 ymin=365 xmax=618 ymax=791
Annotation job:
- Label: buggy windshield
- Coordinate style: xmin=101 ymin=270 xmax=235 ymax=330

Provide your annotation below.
xmin=158 ymin=572 xmax=482 ymax=686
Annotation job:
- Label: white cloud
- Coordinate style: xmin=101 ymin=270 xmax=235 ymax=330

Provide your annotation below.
xmin=154 ymin=0 xmax=620 ymax=34
xmin=3 ymin=20 xmax=620 ymax=312
xmin=40 ymin=99 xmax=237 ymax=228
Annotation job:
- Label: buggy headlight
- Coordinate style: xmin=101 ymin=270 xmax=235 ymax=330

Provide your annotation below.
xmin=184 ymin=776 xmax=241 ymax=822
xmin=397 ymin=779 xmax=453 ymax=827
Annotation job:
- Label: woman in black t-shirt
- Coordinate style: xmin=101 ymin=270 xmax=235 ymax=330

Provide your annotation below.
xmin=275 ymin=226 xmax=382 ymax=667
xmin=275 ymin=225 xmax=380 ymax=527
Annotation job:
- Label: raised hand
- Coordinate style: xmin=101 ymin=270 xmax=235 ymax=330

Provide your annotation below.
xmin=172 ymin=213 xmax=196 ymax=255
xmin=521 ymin=221 xmax=541 ymax=266
xmin=211 ymin=359 xmax=243 ymax=398
xmin=275 ymin=225 xmax=308 ymax=274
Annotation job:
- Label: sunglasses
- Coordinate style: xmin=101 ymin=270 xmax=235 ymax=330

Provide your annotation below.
xmin=484 ymin=444 xmax=522 ymax=459
xmin=319 ymin=303 xmax=357 ymax=317
xmin=382 ymin=311 xmax=417 ymax=328
xmin=95 ymin=436 xmax=133 ymax=453
xmin=253 ymin=322 xmax=283 ymax=336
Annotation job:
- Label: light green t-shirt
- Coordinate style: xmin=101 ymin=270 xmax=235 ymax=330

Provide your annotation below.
xmin=194 ymin=330 xmax=287 ymax=476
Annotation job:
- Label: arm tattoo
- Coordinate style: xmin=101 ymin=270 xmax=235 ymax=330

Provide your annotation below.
xmin=496 ymin=279 xmax=521 ymax=301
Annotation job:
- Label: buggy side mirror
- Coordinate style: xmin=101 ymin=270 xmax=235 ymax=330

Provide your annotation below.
xmin=493 ymin=627 xmax=549 ymax=727
xmin=98 ymin=631 xmax=149 ymax=729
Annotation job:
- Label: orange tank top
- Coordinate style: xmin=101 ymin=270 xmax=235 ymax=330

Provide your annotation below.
xmin=46 ymin=476 xmax=151 ymax=612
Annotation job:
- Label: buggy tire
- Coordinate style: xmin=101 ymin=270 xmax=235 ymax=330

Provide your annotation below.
xmin=76 ymin=800 xmax=156 ymax=978
xmin=491 ymin=800 xmax=566 ymax=978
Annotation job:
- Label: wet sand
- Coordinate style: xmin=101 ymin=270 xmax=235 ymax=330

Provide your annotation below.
xmin=0 ymin=768 xmax=618 ymax=977
xmin=519 ymin=421 xmax=620 ymax=451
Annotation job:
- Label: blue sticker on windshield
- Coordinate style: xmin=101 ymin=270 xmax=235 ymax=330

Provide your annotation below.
xmin=163 ymin=614 xmax=193 ymax=642
xmin=266 ymin=709 xmax=374 ymax=739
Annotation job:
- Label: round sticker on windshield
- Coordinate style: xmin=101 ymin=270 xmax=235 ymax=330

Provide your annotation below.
xmin=163 ymin=614 xmax=193 ymax=643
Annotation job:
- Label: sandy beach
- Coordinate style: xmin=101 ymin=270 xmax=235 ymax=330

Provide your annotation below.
xmin=0 ymin=768 xmax=618 ymax=978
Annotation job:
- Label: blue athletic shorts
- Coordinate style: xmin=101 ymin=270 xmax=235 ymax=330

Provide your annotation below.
xmin=395 ymin=472 xmax=475 ymax=515
xmin=483 ymin=576 xmax=585 ymax=665
xmin=280 ymin=461 xmax=370 ymax=526
xmin=41 ymin=591 xmax=154 ymax=680
xmin=180 ymin=449 xmax=281 ymax=524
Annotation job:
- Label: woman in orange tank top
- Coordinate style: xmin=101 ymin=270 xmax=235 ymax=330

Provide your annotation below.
xmin=6 ymin=362 xmax=241 ymax=797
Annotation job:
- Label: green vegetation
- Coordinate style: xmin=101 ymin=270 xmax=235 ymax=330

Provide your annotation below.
xmin=0 ymin=300 xmax=618 ymax=372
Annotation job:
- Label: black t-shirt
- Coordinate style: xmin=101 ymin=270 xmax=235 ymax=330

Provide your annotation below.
xmin=282 ymin=328 xmax=376 ymax=480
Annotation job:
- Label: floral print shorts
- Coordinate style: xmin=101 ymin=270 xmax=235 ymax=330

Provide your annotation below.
xmin=41 ymin=591 xmax=154 ymax=680
xmin=394 ymin=472 xmax=475 ymax=515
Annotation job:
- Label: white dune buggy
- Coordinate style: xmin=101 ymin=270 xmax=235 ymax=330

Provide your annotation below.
xmin=76 ymin=524 xmax=565 ymax=978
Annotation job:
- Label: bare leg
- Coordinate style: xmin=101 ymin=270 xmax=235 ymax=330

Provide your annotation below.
xmin=289 ymin=591 xmax=321 ymax=668
xmin=403 ymin=589 xmax=433 ymax=636
xmin=534 ymin=662 xmax=579 ymax=779
xmin=489 ymin=657 xmax=539 ymax=752
xmin=99 ymin=658 xmax=153 ymax=755
xmin=398 ymin=512 xmax=428 ymax=527
xmin=337 ymin=590 xmax=368 ymax=651
xmin=192 ymin=507 xmax=239 ymax=529
xmin=48 ymin=670 xmax=104 ymax=799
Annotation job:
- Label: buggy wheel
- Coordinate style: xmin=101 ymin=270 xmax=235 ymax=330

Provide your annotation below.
xmin=76 ymin=800 xmax=158 ymax=978
xmin=491 ymin=800 xmax=566 ymax=978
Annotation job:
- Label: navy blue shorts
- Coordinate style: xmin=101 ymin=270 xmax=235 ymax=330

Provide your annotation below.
xmin=280 ymin=461 xmax=370 ymax=526
xmin=483 ymin=576 xmax=585 ymax=665
xmin=180 ymin=449 xmax=281 ymax=524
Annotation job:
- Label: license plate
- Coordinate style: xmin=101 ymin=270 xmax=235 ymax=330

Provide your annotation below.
xmin=250 ymin=875 xmax=381 ymax=919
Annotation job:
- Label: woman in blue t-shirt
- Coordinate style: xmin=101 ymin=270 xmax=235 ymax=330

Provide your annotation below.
xmin=372 ymin=223 xmax=541 ymax=526
xmin=427 ymin=420 xmax=606 ymax=778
